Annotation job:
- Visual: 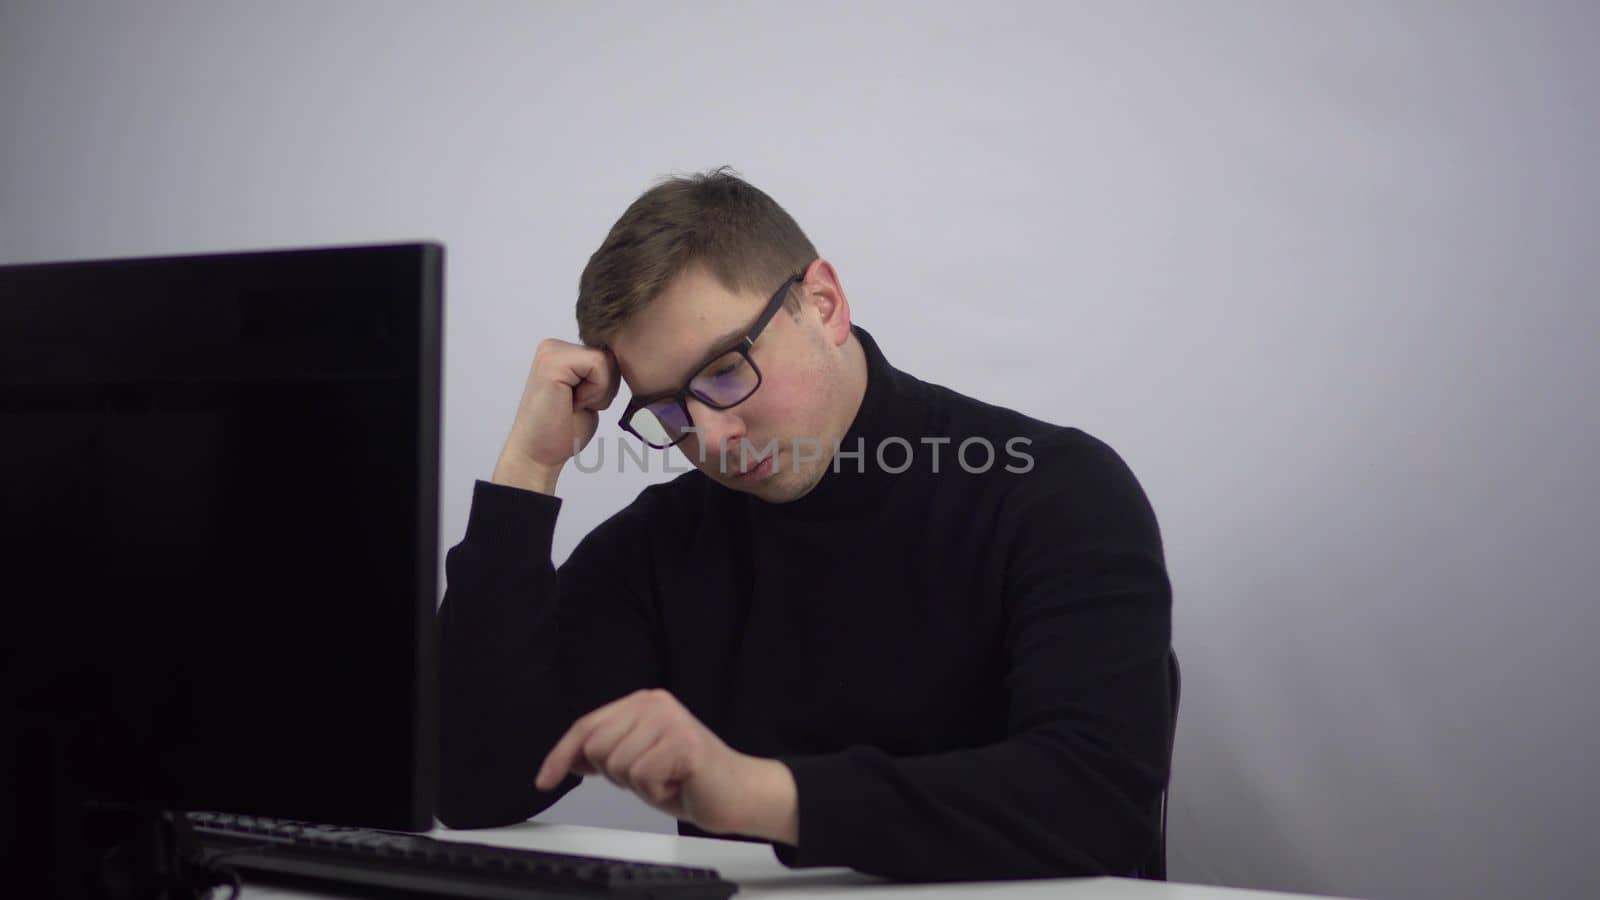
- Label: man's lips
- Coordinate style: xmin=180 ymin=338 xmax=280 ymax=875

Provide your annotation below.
xmin=707 ymin=443 xmax=777 ymax=473
xmin=734 ymin=452 xmax=777 ymax=479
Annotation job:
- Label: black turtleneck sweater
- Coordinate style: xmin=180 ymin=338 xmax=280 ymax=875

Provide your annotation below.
xmin=437 ymin=326 xmax=1173 ymax=881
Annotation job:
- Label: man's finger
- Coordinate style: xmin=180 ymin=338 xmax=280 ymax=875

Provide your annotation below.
xmin=627 ymin=738 xmax=687 ymax=807
xmin=573 ymin=371 xmax=613 ymax=411
xmin=567 ymin=349 xmax=620 ymax=410
xmin=600 ymin=719 xmax=668 ymax=789
xmin=577 ymin=713 xmax=642 ymax=781
xmin=536 ymin=702 xmax=623 ymax=789
xmin=536 ymin=726 xmax=586 ymax=790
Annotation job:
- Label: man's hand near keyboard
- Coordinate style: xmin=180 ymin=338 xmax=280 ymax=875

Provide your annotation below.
xmin=535 ymin=688 xmax=800 ymax=846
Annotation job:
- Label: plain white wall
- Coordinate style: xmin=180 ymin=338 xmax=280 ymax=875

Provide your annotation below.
xmin=4 ymin=3 xmax=1597 ymax=898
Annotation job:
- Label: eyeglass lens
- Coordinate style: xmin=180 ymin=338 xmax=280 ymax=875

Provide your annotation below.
xmin=629 ymin=350 xmax=759 ymax=447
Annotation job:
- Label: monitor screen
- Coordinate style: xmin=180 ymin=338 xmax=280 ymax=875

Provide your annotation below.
xmin=0 ymin=243 xmax=443 ymax=852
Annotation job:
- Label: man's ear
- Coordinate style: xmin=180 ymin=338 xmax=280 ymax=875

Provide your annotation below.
xmin=801 ymin=258 xmax=852 ymax=346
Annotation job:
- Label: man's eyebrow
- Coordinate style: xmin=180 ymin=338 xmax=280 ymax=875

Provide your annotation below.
xmin=632 ymin=324 xmax=748 ymax=400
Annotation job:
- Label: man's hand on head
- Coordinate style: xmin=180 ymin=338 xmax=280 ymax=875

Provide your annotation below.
xmin=534 ymin=689 xmax=798 ymax=845
xmin=491 ymin=339 xmax=620 ymax=496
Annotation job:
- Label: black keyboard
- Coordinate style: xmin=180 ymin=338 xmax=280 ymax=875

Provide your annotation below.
xmin=187 ymin=812 xmax=739 ymax=899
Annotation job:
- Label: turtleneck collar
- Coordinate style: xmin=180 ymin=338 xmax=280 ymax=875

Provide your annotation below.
xmin=746 ymin=324 xmax=926 ymax=522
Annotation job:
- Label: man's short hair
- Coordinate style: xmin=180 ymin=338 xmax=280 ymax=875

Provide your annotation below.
xmin=575 ymin=167 xmax=818 ymax=348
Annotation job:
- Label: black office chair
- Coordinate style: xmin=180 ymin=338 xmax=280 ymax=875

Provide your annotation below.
xmin=1137 ymin=648 xmax=1181 ymax=880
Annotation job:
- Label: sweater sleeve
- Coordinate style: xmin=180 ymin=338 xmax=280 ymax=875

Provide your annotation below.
xmin=436 ymin=479 xmax=664 ymax=829
xmin=772 ymin=436 xmax=1173 ymax=880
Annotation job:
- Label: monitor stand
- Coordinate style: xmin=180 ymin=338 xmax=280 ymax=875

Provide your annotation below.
xmin=9 ymin=718 xmax=213 ymax=900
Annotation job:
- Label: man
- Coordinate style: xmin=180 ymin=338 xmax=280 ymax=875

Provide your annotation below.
xmin=437 ymin=168 xmax=1173 ymax=881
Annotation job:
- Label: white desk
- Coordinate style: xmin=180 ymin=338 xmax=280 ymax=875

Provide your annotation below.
xmin=239 ymin=821 xmax=1359 ymax=899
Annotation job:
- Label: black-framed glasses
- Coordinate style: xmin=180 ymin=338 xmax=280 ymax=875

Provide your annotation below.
xmin=619 ymin=269 xmax=806 ymax=449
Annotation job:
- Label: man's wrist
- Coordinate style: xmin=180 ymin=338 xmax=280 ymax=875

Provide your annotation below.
xmin=491 ymin=454 xmax=562 ymax=496
xmin=735 ymin=757 xmax=799 ymax=846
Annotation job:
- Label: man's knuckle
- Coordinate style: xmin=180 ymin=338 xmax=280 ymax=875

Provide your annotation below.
xmin=626 ymin=759 xmax=650 ymax=785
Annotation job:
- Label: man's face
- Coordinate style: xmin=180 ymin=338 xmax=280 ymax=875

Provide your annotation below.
xmin=610 ymin=261 xmax=852 ymax=503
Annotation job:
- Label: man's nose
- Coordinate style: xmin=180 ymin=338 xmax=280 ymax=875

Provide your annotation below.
xmin=686 ymin=398 xmax=745 ymax=460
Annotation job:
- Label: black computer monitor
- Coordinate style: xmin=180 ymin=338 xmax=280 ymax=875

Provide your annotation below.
xmin=0 ymin=243 xmax=443 ymax=893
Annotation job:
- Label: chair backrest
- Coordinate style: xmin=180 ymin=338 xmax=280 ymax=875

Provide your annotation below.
xmin=1137 ymin=648 xmax=1181 ymax=880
